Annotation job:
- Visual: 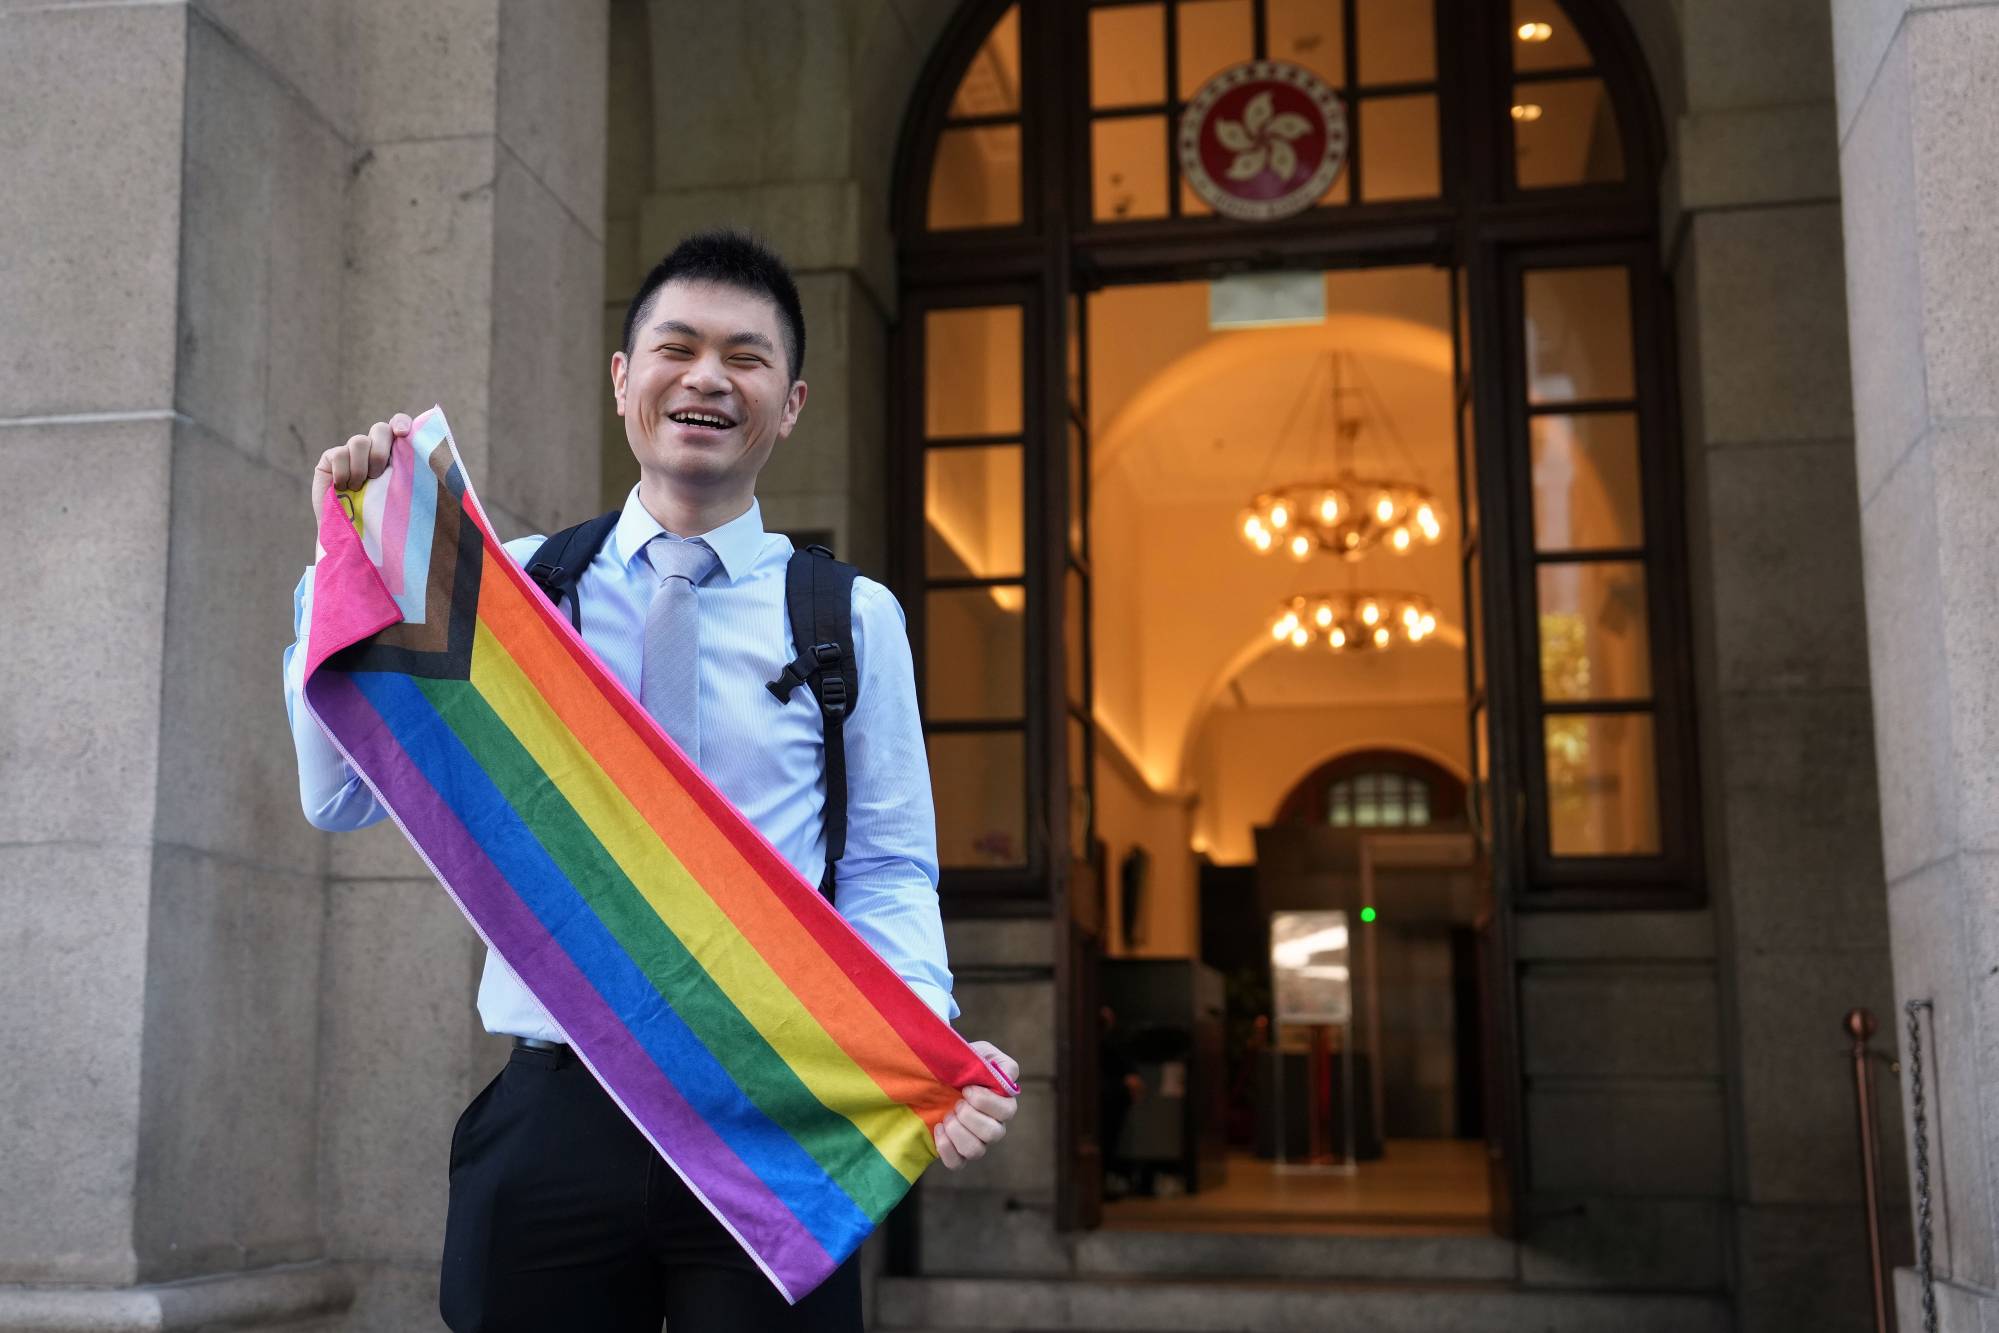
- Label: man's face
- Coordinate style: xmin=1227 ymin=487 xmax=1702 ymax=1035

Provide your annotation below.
xmin=611 ymin=278 xmax=806 ymax=498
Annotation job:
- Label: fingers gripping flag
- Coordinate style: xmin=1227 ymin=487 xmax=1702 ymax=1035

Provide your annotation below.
xmin=301 ymin=407 xmax=1014 ymax=1301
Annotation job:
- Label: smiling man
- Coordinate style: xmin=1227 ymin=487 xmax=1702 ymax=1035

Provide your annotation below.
xmin=283 ymin=230 xmax=1016 ymax=1332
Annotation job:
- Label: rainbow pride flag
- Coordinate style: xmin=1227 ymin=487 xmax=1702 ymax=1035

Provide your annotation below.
xmin=301 ymin=407 xmax=1013 ymax=1301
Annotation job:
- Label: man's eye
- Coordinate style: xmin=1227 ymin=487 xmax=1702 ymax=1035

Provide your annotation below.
xmin=658 ymin=344 xmax=691 ymax=356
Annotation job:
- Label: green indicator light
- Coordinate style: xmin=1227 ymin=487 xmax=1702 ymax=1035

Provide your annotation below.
xmin=1360 ymin=907 xmax=1377 ymax=924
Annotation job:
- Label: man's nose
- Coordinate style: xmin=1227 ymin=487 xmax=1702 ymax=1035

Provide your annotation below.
xmin=683 ymin=356 xmax=730 ymax=392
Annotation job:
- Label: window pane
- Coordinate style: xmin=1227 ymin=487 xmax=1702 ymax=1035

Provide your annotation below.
xmin=1538 ymin=562 xmax=1651 ymax=702
xmin=1458 ymin=396 xmax=1479 ymax=540
xmin=1357 ymin=0 xmax=1434 ymax=84
xmin=1544 ymin=713 xmax=1660 ymax=856
xmin=925 ymin=306 xmax=1023 ymax=436
xmin=1267 ymin=0 xmax=1345 ymax=88
xmin=1177 ymin=0 xmax=1254 ymax=97
xmin=930 ymin=731 xmax=1027 ymax=867
xmin=1067 ymin=418 xmax=1086 ymax=558
xmin=1066 ymin=295 xmax=1084 ymax=413
xmin=1524 ymin=267 xmax=1634 ymax=405
xmin=1511 ymin=0 xmax=1592 ymax=73
xmin=926 ymin=588 xmax=1024 ymax=720
xmin=1513 ymin=78 xmax=1623 ymax=189
xmin=1531 ymin=413 xmax=1643 ymax=552
xmin=926 ymin=445 xmax=1023 ymax=579
xmin=949 ymin=5 xmax=1021 ymax=116
xmin=1093 ymin=115 xmax=1170 ymax=221
xmin=1066 ymin=564 xmax=1086 ymax=709
xmin=1467 ymin=548 xmax=1484 ymax=691
xmin=928 ymin=125 xmax=1022 ymax=230
xmin=1472 ymin=704 xmax=1491 ymax=832
xmin=1068 ymin=714 xmax=1092 ymax=862
xmin=1092 ymin=4 xmax=1165 ymax=108
xmin=1358 ymin=94 xmax=1440 ymax=200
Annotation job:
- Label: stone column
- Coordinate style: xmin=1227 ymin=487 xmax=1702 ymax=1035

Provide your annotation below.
xmin=628 ymin=0 xmax=946 ymax=576
xmin=0 ymin=0 xmax=350 ymax=1325
xmin=1835 ymin=1 xmax=1999 ymax=1326
xmin=328 ymin=3 xmax=607 ymax=1327
xmin=0 ymin=2 xmax=605 ymax=1327
xmin=1670 ymin=2 xmax=1903 ymax=1329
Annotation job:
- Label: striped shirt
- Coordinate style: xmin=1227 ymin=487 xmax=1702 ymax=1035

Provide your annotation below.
xmin=283 ymin=489 xmax=955 ymax=1039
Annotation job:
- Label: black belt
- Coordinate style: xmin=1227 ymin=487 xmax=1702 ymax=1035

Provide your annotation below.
xmin=513 ymin=1036 xmax=570 ymax=1054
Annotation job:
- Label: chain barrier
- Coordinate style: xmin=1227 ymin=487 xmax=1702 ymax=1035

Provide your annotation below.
xmin=1906 ymin=998 xmax=1937 ymax=1333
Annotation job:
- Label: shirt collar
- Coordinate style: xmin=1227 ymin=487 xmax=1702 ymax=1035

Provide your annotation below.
xmin=609 ymin=487 xmax=768 ymax=585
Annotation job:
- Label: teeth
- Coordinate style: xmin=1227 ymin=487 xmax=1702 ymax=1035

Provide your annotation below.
xmin=671 ymin=411 xmax=731 ymax=428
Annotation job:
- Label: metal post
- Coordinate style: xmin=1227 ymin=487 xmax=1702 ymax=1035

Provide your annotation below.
xmin=1846 ymin=1008 xmax=1889 ymax=1333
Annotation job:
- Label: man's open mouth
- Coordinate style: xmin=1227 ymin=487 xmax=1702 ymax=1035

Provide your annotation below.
xmin=668 ymin=409 xmax=737 ymax=430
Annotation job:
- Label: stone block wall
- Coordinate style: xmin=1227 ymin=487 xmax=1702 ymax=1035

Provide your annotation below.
xmin=1834 ymin=1 xmax=1999 ymax=1327
xmin=0 ymin=2 xmax=605 ymax=1328
xmin=1665 ymin=2 xmax=1907 ymax=1328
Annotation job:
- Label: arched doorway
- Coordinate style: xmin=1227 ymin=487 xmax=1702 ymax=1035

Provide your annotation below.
xmin=893 ymin=0 xmax=1700 ymax=1236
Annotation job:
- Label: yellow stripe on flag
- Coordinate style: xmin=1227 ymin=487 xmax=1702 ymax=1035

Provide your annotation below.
xmin=469 ymin=621 xmax=931 ymax=1179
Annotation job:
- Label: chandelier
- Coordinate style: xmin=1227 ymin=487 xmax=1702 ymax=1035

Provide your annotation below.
xmin=1236 ymin=352 xmax=1447 ymax=562
xmin=1270 ymin=592 xmax=1440 ymax=652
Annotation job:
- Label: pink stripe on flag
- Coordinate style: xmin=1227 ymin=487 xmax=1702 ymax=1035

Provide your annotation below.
xmin=376 ymin=434 xmax=417 ymax=597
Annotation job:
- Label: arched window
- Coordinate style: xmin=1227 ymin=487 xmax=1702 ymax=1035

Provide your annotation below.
xmin=894 ymin=0 xmax=1696 ymax=913
xmin=1274 ymin=749 xmax=1467 ymax=829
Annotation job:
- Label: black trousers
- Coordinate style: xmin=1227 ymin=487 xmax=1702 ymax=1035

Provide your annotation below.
xmin=439 ymin=1045 xmax=863 ymax=1332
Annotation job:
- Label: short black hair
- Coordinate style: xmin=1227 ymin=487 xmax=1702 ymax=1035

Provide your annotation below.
xmin=621 ymin=229 xmax=806 ymax=380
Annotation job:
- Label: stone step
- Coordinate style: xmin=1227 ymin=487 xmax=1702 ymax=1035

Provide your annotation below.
xmin=1072 ymin=1228 xmax=1516 ymax=1282
xmin=875 ymin=1275 xmax=1730 ymax=1333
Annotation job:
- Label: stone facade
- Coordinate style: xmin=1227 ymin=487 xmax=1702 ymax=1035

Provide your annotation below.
xmin=0 ymin=0 xmax=1982 ymax=1330
xmin=1835 ymin=1 xmax=1999 ymax=1328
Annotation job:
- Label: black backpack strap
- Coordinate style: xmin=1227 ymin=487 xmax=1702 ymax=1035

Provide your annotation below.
xmin=524 ymin=510 xmax=620 ymax=629
xmin=766 ymin=545 xmax=860 ymax=899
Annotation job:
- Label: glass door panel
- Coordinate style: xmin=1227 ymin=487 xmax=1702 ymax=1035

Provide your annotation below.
xmin=1515 ymin=258 xmax=1673 ymax=878
xmin=919 ymin=298 xmax=1034 ymax=873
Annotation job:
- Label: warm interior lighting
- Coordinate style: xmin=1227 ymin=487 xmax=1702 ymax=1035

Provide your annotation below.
xmin=1269 ymin=592 xmax=1444 ymax=655
xmin=1237 ymin=353 xmax=1447 ymax=564
xmin=1272 ymin=923 xmax=1349 ymax=968
xmin=925 ymin=512 xmax=1025 ymax=614
xmin=1516 ymin=20 xmax=1553 ymax=42
xmin=1511 ymin=103 xmax=1544 ymax=122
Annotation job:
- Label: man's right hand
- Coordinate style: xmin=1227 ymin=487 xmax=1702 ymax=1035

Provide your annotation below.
xmin=311 ymin=413 xmax=412 ymax=519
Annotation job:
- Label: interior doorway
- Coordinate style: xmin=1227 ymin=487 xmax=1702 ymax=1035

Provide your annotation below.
xmin=1082 ymin=267 xmax=1492 ymax=1234
xmin=893 ymin=0 xmax=1696 ymax=1247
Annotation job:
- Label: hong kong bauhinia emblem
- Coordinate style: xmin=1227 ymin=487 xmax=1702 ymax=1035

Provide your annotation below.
xmin=1179 ymin=60 xmax=1349 ymax=222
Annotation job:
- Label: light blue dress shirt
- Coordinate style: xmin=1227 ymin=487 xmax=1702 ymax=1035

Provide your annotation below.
xmin=283 ymin=490 xmax=956 ymax=1039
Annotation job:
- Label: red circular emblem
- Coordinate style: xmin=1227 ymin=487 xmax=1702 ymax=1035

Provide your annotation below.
xmin=1178 ymin=60 xmax=1349 ymax=222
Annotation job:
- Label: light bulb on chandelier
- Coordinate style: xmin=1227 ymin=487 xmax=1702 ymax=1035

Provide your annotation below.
xmin=1236 ymin=352 xmax=1447 ymax=563
xmin=1268 ymin=593 xmax=1443 ymax=653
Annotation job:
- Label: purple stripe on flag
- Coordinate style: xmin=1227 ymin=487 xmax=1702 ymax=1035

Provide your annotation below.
xmin=305 ymin=670 xmax=837 ymax=1299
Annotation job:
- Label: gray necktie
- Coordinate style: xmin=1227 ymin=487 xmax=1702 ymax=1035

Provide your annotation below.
xmin=641 ymin=536 xmax=720 ymax=763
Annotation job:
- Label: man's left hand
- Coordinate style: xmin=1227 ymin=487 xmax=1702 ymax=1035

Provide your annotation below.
xmin=935 ymin=1040 xmax=1020 ymax=1170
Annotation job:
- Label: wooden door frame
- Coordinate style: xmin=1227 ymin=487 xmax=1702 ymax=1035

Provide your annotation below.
xmin=890 ymin=0 xmax=1693 ymax=1244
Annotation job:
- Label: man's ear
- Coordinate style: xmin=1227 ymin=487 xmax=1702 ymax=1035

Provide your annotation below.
xmin=610 ymin=350 xmax=629 ymax=416
xmin=776 ymin=378 xmax=809 ymax=440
